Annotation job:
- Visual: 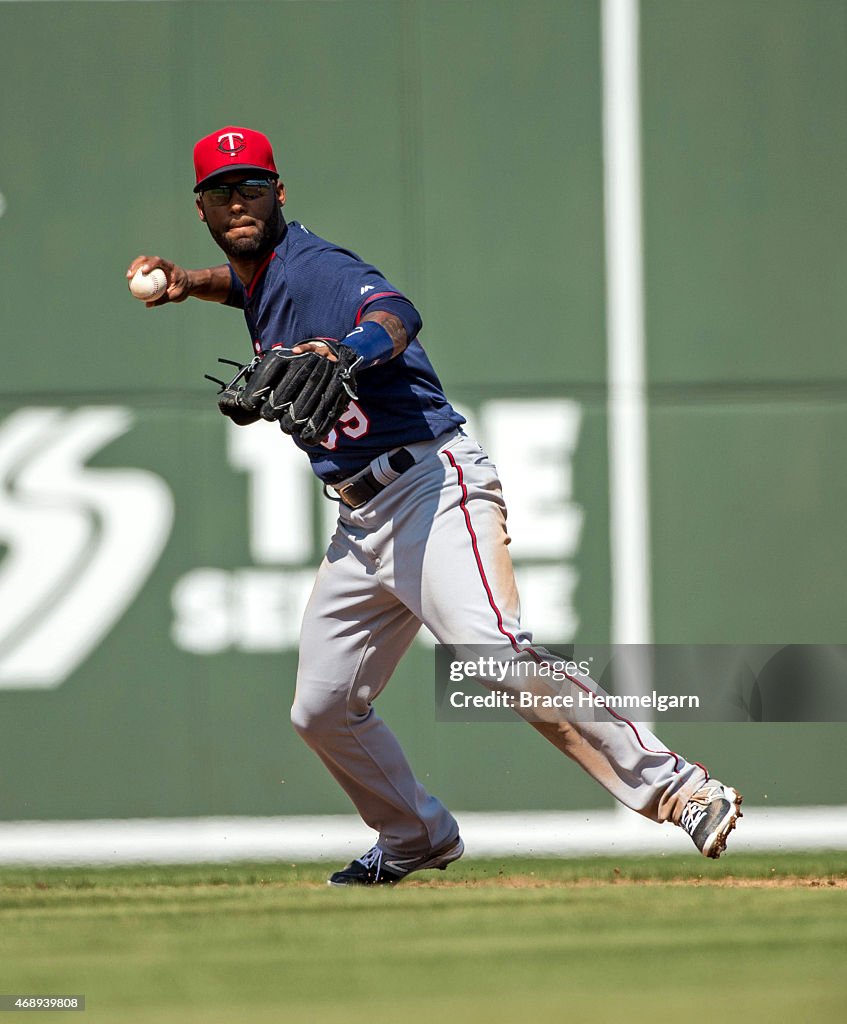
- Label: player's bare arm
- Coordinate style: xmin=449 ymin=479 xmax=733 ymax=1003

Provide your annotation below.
xmin=125 ymin=256 xmax=232 ymax=307
xmin=359 ymin=310 xmax=409 ymax=358
xmin=291 ymin=312 xmax=409 ymax=363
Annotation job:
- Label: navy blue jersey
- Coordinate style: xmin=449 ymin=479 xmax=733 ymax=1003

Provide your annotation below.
xmin=225 ymin=221 xmax=464 ymax=482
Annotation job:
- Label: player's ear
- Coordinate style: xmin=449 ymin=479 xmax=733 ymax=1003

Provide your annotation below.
xmin=277 ymin=181 xmax=286 ymax=207
xmin=195 ymin=196 xmax=206 ymax=222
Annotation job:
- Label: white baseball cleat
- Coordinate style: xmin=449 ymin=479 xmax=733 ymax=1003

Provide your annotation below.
xmin=679 ymin=779 xmax=743 ymax=858
xmin=328 ymin=835 xmax=465 ymax=886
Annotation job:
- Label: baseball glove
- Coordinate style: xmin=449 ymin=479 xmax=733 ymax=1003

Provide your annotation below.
xmin=238 ymin=341 xmax=362 ymax=444
xmin=205 ymin=357 xmax=263 ymax=426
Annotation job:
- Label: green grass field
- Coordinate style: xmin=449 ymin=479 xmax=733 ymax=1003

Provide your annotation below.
xmin=1 ymin=853 xmax=845 ymax=1023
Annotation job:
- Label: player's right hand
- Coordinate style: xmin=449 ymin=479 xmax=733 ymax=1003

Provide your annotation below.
xmin=125 ymin=256 xmax=193 ymax=307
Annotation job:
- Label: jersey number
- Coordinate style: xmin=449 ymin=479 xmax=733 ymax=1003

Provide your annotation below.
xmin=320 ymin=401 xmax=370 ymax=451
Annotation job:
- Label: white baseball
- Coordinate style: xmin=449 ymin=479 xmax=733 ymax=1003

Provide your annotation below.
xmin=129 ymin=267 xmax=168 ymax=301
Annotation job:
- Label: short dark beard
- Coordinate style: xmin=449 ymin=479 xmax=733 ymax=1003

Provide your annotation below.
xmin=208 ymin=201 xmax=285 ymax=260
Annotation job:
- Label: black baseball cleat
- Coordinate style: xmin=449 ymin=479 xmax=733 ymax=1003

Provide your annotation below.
xmin=327 ymin=835 xmax=465 ymax=886
xmin=679 ymin=779 xmax=743 ymax=858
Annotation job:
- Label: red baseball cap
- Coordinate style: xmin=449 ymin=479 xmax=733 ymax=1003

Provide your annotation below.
xmin=193 ymin=126 xmax=279 ymax=192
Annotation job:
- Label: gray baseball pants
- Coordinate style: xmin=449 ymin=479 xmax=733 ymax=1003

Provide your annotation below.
xmin=291 ymin=431 xmax=707 ymax=857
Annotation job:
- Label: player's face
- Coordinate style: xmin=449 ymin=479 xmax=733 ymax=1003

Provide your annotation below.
xmin=196 ymin=172 xmax=286 ymax=260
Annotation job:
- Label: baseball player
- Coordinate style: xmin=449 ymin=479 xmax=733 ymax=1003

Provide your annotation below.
xmin=127 ymin=126 xmax=742 ymax=885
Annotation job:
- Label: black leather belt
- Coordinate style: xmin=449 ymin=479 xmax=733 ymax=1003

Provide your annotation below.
xmin=333 ymin=448 xmax=416 ymax=509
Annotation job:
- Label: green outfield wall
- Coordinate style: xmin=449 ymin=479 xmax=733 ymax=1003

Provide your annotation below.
xmin=0 ymin=0 xmax=844 ymax=821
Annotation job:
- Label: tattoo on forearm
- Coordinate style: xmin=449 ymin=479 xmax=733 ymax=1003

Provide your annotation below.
xmin=360 ymin=311 xmax=408 ymax=356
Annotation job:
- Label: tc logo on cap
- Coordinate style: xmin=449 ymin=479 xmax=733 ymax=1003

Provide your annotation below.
xmin=193 ymin=125 xmax=279 ymax=192
xmin=217 ymin=132 xmax=246 ymax=156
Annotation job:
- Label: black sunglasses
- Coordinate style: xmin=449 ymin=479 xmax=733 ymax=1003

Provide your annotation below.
xmin=200 ymin=179 xmax=275 ymax=206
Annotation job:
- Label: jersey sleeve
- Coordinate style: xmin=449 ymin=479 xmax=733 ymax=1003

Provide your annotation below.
xmin=355 ymin=292 xmax=422 ymax=342
xmin=224 ymin=265 xmax=246 ymax=309
xmin=285 ymin=242 xmax=420 ymax=342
